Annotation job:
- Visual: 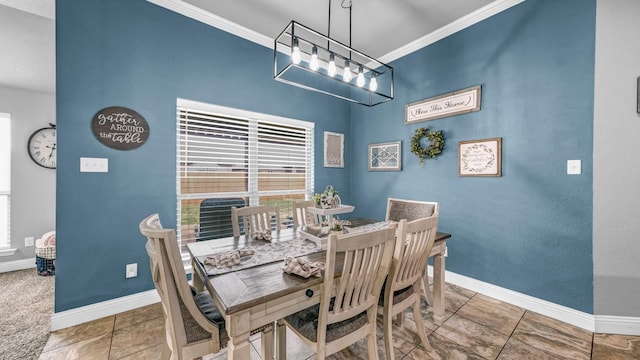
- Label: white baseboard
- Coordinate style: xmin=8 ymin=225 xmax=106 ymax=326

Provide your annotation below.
xmin=595 ymin=315 xmax=640 ymax=336
xmin=428 ymin=266 xmax=640 ymax=336
xmin=49 ymin=267 xmax=640 ymax=336
xmin=50 ymin=290 xmax=160 ymax=331
xmin=0 ymin=257 xmax=35 ymax=273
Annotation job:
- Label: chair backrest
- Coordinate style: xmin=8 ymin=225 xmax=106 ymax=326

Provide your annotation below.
xmin=318 ymin=226 xmax=396 ymax=341
xmin=292 ymin=200 xmax=321 ymax=228
xmin=389 ymin=216 xmax=439 ymax=292
xmin=385 ymin=198 xmax=439 ymax=222
xmin=231 ymin=205 xmax=281 ymax=237
xmin=198 ymin=197 xmax=245 ymax=241
xmin=139 ymin=214 xmax=221 ymax=355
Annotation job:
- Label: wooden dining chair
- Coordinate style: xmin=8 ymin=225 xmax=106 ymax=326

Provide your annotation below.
xmin=385 ymin=198 xmax=440 ymax=305
xmin=292 ymin=200 xmax=321 ymax=228
xmin=139 ymin=214 xmax=274 ymax=360
xmin=380 ymin=216 xmax=439 ymax=360
xmin=385 ymin=197 xmax=439 ymax=222
xmin=276 ymin=226 xmax=396 ymax=360
xmin=231 ymin=204 xmax=280 ymax=237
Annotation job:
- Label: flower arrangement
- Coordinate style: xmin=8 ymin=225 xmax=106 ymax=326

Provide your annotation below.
xmin=314 ymin=185 xmax=341 ymax=208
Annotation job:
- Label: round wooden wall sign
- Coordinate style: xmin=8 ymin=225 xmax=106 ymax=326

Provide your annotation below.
xmin=92 ymin=106 xmax=149 ymax=150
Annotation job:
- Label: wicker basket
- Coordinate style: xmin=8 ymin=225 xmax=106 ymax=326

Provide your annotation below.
xmin=35 ymin=245 xmax=56 ymax=260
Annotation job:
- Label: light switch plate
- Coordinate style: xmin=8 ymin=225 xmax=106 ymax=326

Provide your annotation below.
xmin=80 ymin=157 xmax=109 ymax=173
xmin=567 ymin=160 xmax=581 ymax=175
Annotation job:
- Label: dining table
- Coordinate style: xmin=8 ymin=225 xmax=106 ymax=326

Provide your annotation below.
xmin=187 ymin=219 xmax=451 ymax=360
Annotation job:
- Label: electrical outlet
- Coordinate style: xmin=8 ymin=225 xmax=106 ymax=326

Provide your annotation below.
xmin=126 ymin=263 xmax=138 ymax=278
xmin=25 ymin=237 xmax=35 ymax=247
xmin=444 ymin=246 xmax=448 ymax=257
xmin=567 ymin=160 xmax=581 ymax=175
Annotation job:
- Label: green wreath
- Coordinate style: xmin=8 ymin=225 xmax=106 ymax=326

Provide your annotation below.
xmin=410 ymin=127 xmax=445 ymax=165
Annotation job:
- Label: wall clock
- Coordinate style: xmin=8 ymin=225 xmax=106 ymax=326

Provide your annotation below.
xmin=27 ymin=123 xmax=57 ymax=169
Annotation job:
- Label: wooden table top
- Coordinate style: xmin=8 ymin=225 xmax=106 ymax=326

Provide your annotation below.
xmin=187 ymin=219 xmax=451 ymax=315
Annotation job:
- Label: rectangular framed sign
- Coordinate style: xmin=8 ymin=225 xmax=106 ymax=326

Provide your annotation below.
xmin=458 ymin=137 xmax=502 ymax=177
xmin=405 ymin=85 xmax=481 ymax=124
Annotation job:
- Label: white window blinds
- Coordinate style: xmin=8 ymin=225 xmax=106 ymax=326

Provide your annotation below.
xmin=176 ymin=100 xmax=314 ymax=251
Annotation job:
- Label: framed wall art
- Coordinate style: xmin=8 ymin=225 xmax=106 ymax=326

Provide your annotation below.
xmin=324 ymin=131 xmax=344 ymax=168
xmin=369 ymin=141 xmax=401 ymax=171
xmin=458 ymin=137 xmax=502 ymax=177
xmin=405 ymin=85 xmax=482 ymax=124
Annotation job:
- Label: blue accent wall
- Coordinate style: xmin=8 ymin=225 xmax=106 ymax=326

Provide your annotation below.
xmin=55 ymin=0 xmax=351 ymax=312
xmin=350 ymin=0 xmax=595 ymax=312
xmin=56 ymin=0 xmax=596 ymax=314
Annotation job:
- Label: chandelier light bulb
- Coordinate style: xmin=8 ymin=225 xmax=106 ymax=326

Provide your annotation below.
xmin=327 ymin=53 xmax=336 ymax=77
xmin=356 ymin=66 xmax=365 ymax=87
xmin=310 ymin=46 xmax=319 ymax=71
xmin=343 ymin=60 xmax=352 ymax=82
xmin=369 ymin=73 xmax=378 ymax=91
xmin=291 ymin=37 xmax=301 ymax=65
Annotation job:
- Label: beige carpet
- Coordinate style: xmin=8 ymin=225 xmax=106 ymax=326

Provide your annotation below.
xmin=0 ymin=268 xmax=55 ymax=360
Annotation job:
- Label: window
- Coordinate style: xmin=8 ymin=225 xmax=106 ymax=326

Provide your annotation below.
xmin=176 ymin=99 xmax=314 ymax=255
xmin=0 ymin=113 xmax=11 ymax=249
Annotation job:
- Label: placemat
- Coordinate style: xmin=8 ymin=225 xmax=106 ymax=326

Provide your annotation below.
xmin=197 ymin=238 xmax=324 ymax=276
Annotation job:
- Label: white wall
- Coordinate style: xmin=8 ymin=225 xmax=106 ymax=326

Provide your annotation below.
xmin=593 ymin=0 xmax=640 ymax=316
xmin=0 ymin=86 xmax=56 ymax=263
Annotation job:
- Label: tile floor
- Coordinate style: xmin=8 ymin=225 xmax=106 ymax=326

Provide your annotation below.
xmin=39 ymin=282 xmax=640 ymax=359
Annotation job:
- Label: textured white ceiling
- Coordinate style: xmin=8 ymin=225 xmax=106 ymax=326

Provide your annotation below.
xmin=0 ymin=4 xmax=55 ymax=94
xmin=182 ymin=0 xmax=496 ymax=59
xmin=0 ymin=0 xmax=520 ymax=95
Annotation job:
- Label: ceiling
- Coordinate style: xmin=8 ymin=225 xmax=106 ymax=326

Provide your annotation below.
xmin=0 ymin=0 xmax=522 ymax=95
xmin=181 ymin=0 xmax=497 ymax=59
xmin=0 ymin=1 xmax=55 ymax=94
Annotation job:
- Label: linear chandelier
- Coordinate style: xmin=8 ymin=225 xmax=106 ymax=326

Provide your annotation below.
xmin=274 ymin=0 xmax=394 ymax=107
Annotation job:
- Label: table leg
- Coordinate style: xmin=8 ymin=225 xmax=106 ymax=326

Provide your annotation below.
xmin=432 ymin=251 xmax=445 ymax=325
xmin=227 ymin=312 xmax=252 ymax=360
xmin=191 ymin=258 xmax=204 ymax=292
xmin=276 ymin=320 xmax=287 ymax=360
xmin=227 ymin=331 xmax=251 ymax=360
xmin=261 ymin=324 xmax=274 ymax=360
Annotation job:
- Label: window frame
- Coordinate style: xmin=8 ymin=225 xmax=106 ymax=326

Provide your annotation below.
xmin=176 ymin=99 xmax=314 ymax=263
xmin=0 ymin=113 xmax=11 ymax=250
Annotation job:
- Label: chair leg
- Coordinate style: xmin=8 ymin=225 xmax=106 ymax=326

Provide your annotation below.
xmin=160 ymin=340 xmax=171 ymax=360
xmin=422 ymin=271 xmax=434 ymax=306
xmin=276 ymin=320 xmax=287 ymax=360
xmin=367 ymin=331 xmax=379 ymax=360
xmin=261 ymin=324 xmax=274 ymax=360
xmin=383 ymin=306 xmax=395 ymax=360
xmin=412 ymin=299 xmax=433 ymax=351
xmin=395 ymin=312 xmax=404 ymax=327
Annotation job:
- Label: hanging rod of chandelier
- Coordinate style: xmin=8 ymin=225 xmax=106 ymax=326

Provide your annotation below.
xmin=274 ymin=0 xmax=394 ymax=107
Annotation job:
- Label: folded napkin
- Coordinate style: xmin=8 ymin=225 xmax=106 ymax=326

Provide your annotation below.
xmin=252 ymin=229 xmax=272 ymax=241
xmin=204 ymin=249 xmax=255 ymax=268
xmin=283 ymin=256 xmax=324 ymax=278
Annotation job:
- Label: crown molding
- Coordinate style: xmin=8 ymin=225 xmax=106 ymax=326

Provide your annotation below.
xmin=146 ymin=0 xmax=273 ymax=48
xmin=147 ymin=0 xmax=524 ymax=64
xmin=377 ymin=0 xmax=526 ymax=64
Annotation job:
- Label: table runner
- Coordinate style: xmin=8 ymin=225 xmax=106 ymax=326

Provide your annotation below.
xmin=197 ymin=238 xmax=324 ymax=276
xmin=344 ymin=220 xmax=394 ymax=233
